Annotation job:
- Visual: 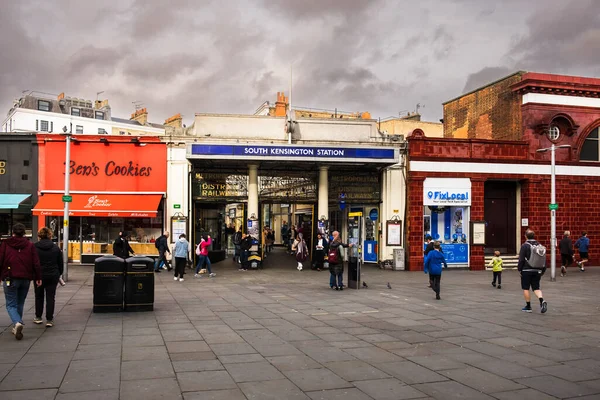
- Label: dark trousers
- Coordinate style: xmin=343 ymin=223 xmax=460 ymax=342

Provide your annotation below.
xmin=155 ymin=252 xmax=171 ymax=271
xmin=314 ymin=250 xmax=325 ymax=269
xmin=430 ymin=274 xmax=441 ymax=294
xmin=492 ymin=271 xmax=502 ymax=285
xmin=174 ymin=257 xmax=186 ymax=279
xmin=35 ymin=277 xmax=59 ymax=321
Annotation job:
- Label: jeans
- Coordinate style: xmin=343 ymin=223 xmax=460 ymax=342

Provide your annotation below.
xmin=241 ymin=250 xmax=249 ymax=269
xmin=234 ymin=245 xmax=241 ymax=263
xmin=3 ymin=279 xmax=30 ymax=325
xmin=329 ymin=271 xmax=343 ymax=288
xmin=35 ymin=277 xmax=59 ymax=321
xmin=154 ymin=253 xmax=170 ymax=271
xmin=492 ymin=271 xmax=502 ymax=285
xmin=174 ymin=257 xmax=186 ymax=279
xmin=430 ymin=274 xmax=441 ymax=295
xmin=195 ymin=255 xmax=212 ymax=274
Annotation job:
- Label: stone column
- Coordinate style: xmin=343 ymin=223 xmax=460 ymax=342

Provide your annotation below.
xmin=248 ymin=164 xmax=259 ymax=220
xmin=318 ymin=166 xmax=329 ymax=221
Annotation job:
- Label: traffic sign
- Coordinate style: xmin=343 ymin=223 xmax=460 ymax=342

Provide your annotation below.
xmin=549 ymin=203 xmax=558 ymax=210
xmin=62 ymin=195 xmax=72 ymax=202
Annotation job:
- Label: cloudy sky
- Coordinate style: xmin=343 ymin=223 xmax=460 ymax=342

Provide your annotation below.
xmin=1 ymin=0 xmax=599 ymax=125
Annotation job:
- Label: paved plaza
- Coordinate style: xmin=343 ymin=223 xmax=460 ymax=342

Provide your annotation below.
xmin=1 ymin=250 xmax=600 ymax=399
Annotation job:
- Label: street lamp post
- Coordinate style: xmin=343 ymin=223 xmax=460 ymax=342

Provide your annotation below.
xmin=537 ymin=143 xmax=571 ymax=282
xmin=62 ymin=133 xmax=72 ymax=281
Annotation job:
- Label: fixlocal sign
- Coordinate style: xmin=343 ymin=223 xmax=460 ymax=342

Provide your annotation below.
xmin=189 ymin=144 xmax=398 ymax=163
xmin=423 ymin=177 xmax=471 ymax=206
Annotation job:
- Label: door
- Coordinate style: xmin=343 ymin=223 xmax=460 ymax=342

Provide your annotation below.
xmin=484 ymin=182 xmax=516 ymax=254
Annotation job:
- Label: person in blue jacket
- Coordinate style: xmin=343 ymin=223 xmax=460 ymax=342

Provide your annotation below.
xmin=574 ymin=231 xmax=589 ymax=272
xmin=424 ymin=241 xmax=447 ymax=300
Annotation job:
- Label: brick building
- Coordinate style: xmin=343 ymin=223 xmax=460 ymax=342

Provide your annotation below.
xmin=406 ymin=72 xmax=600 ymax=271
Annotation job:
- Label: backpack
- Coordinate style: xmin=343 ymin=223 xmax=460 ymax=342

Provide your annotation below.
xmin=526 ymin=242 xmax=546 ymax=269
xmin=327 ymin=246 xmax=340 ymax=264
xmin=196 ymin=243 xmax=201 ymax=256
xmin=233 ymin=232 xmax=242 ymax=245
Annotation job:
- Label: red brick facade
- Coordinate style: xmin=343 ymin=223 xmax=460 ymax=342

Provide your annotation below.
xmin=407 ymin=72 xmax=600 ymax=271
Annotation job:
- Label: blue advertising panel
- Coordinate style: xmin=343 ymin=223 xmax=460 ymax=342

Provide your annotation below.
xmin=189 ymin=144 xmax=397 ymax=163
xmin=423 ymin=243 xmax=469 ymax=264
xmin=364 ymin=240 xmax=378 ymax=262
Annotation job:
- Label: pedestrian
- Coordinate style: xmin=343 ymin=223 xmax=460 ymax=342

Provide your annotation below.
xmin=296 ymin=233 xmax=309 ymax=271
xmin=154 ymin=231 xmax=172 ymax=273
xmin=267 ymin=228 xmax=275 ymax=253
xmin=34 ymin=227 xmax=63 ymax=327
xmin=488 ymin=250 xmax=503 ymax=289
xmin=313 ymin=232 xmax=328 ymax=271
xmin=262 ymin=226 xmax=269 ymax=258
xmin=574 ymin=231 xmax=589 ymax=272
xmin=289 ymin=226 xmax=297 ymax=254
xmin=0 ymin=223 xmax=42 ymax=340
xmin=239 ymin=233 xmax=253 ymax=271
xmin=281 ymin=222 xmax=289 ymax=248
xmin=559 ymin=230 xmax=574 ymax=276
xmin=327 ymin=231 xmax=352 ymax=290
xmin=173 ymin=233 xmax=189 ymax=282
xmin=424 ymin=235 xmax=434 ymax=288
xmin=195 ymin=235 xmax=216 ymax=278
xmin=233 ymin=228 xmax=242 ymax=264
xmin=113 ymin=231 xmax=135 ymax=259
xmin=517 ymin=229 xmax=548 ymax=313
xmin=424 ymin=241 xmax=447 ymax=300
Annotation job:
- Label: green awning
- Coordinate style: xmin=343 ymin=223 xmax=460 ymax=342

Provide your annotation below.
xmin=0 ymin=194 xmax=32 ymax=209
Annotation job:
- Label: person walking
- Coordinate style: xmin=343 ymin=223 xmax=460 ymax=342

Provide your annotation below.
xmin=296 ymin=233 xmax=309 ymax=271
xmin=113 ymin=231 xmax=135 ymax=259
xmin=239 ymin=233 xmax=252 ymax=271
xmin=559 ymin=230 xmax=574 ymax=276
xmin=154 ymin=231 xmax=171 ymax=273
xmin=424 ymin=235 xmax=434 ymax=288
xmin=313 ymin=232 xmax=328 ymax=271
xmin=328 ymin=231 xmax=351 ymax=290
xmin=424 ymin=241 xmax=447 ymax=300
xmin=33 ymin=227 xmax=63 ymax=327
xmin=518 ymin=229 xmax=548 ymax=314
xmin=173 ymin=234 xmax=189 ymax=282
xmin=195 ymin=235 xmax=216 ymax=278
xmin=574 ymin=231 xmax=589 ymax=272
xmin=0 ymin=223 xmax=42 ymax=340
xmin=488 ymin=250 xmax=503 ymax=289
xmin=289 ymin=226 xmax=297 ymax=254
xmin=281 ymin=222 xmax=289 ymax=248
xmin=232 ymin=228 xmax=242 ymax=264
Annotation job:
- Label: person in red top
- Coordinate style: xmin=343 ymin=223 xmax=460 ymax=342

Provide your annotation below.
xmin=194 ymin=235 xmax=216 ymax=278
xmin=0 ymin=223 xmax=42 ymax=340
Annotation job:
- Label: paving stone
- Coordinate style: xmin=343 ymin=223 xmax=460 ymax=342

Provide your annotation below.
xmin=376 ymin=361 xmax=448 ymax=384
xmin=253 ymin=343 xmax=304 ymax=357
xmin=59 ymin=358 xmax=120 ymax=393
xmin=267 ymin=354 xmax=322 ymax=371
xmin=177 ymin=371 xmax=237 ymax=392
xmin=467 ymin=358 xmax=545 ymax=380
xmin=354 ymin=378 xmax=428 ymax=400
xmin=283 ymin=368 xmax=352 ymax=392
xmin=406 ymin=355 xmax=467 ymax=371
xmin=413 ymin=380 xmax=496 ymax=400
xmin=0 ymin=364 xmax=68 ymax=390
xmin=202 ymin=333 xmax=246 ymax=344
xmin=55 ymin=389 xmax=119 ymax=400
xmin=209 ymin=342 xmax=256 ymax=356
xmin=325 ymin=360 xmax=390 ymax=382
xmin=515 ymin=375 xmax=600 ymax=398
xmin=238 ymin=379 xmax=310 ymax=400
xmin=173 ymin=360 xmax=225 ymax=373
xmin=0 ymin=363 xmax=14 ymax=381
xmin=120 ymin=377 xmax=182 ymax=400
xmin=0 ymin=388 xmax=58 ymax=400
xmin=306 ymin=388 xmax=374 ymax=400
xmin=73 ymin=343 xmax=121 ymax=360
xmin=183 ymin=388 xmax=248 ymax=400
xmin=491 ymin=388 xmax=561 ymax=400
xmin=439 ymin=367 xmax=525 ymax=393
xmin=219 ymin=354 xmax=264 ymax=364
xmin=163 ymin=329 xmax=204 ymax=341
xmin=166 ymin=340 xmax=211 ymax=353
xmin=122 ymin=345 xmax=170 ymax=361
xmin=123 ymin=327 xmax=161 ymax=336
xmin=170 ymin=351 xmax=217 ymax=361
xmin=501 ymin=352 xmax=559 ymax=368
xmin=121 ymin=360 xmax=175 ymax=380
xmin=224 ymin=361 xmax=285 ymax=382
xmin=299 ymin=346 xmax=356 ymax=363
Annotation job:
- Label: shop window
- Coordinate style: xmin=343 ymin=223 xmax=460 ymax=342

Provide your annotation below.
xmin=38 ymin=100 xmax=51 ymax=111
xmin=71 ymin=107 xmax=81 ymax=116
xmin=76 ymin=125 xmax=84 ymax=134
xmin=424 ymin=206 xmax=468 ymax=244
xmin=581 ymin=127 xmax=600 ymax=161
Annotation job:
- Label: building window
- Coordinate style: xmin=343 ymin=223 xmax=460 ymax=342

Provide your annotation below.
xmin=40 ymin=120 xmax=49 ymax=132
xmin=581 ymin=127 xmax=600 ymax=161
xmin=23 ymin=160 xmax=29 ymax=166
xmin=76 ymin=125 xmax=84 ymax=134
xmin=95 ymin=111 xmax=105 ymax=120
xmin=38 ymin=100 xmax=51 ymax=111
xmin=21 ymin=174 xmax=28 ymax=181
xmin=98 ymin=128 xmax=107 ymax=134
xmin=71 ymin=107 xmax=81 ymax=116
xmin=548 ymin=125 xmax=560 ymax=141
xmin=119 ymin=130 xmax=126 ymax=135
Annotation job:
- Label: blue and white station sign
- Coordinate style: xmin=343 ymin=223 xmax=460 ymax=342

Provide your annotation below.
xmin=423 ymin=177 xmax=471 ymax=206
xmin=188 ymin=144 xmax=399 ymax=164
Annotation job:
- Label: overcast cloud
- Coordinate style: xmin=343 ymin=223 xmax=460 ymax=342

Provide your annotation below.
xmin=1 ymin=0 xmax=599 ymax=125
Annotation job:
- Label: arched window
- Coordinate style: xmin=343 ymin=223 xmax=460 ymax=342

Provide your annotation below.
xmin=581 ymin=127 xmax=600 ymax=161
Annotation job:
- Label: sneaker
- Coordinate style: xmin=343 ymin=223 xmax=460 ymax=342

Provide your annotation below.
xmin=580 ymin=266 xmax=585 ymax=272
xmin=13 ymin=322 xmax=24 ymax=340
xmin=194 ymin=273 xmax=199 ymax=278
xmin=436 ymin=294 xmax=441 ymax=300
xmin=46 ymin=320 xmax=54 ymax=327
xmin=541 ymin=301 xmax=548 ymax=314
xmin=492 ymin=282 xmax=496 ymax=287
xmin=174 ymin=276 xmax=178 ymax=281
xmin=33 ymin=317 xmax=43 ymax=324
xmin=179 ymin=278 xmax=184 ymax=282
xmin=238 ymin=268 xmax=244 ymax=271
xmin=497 ymin=285 xmax=501 ymax=289
xmin=209 ymin=273 xmax=216 ymax=277
xmin=521 ymin=306 xmax=532 ymax=313
xmin=335 ymin=286 xmax=339 ymax=291
xmin=561 ymin=266 xmax=566 ymax=275
xmin=339 ymin=287 xmax=344 ymax=291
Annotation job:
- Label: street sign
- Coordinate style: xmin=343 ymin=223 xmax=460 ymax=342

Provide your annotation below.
xmin=173 ymin=204 xmax=181 ymax=209
xmin=62 ymin=195 xmax=72 ymax=202
xmin=549 ymin=203 xmax=559 ymax=210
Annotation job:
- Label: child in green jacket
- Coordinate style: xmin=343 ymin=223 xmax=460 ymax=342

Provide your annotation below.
xmin=488 ymin=250 xmax=503 ymax=289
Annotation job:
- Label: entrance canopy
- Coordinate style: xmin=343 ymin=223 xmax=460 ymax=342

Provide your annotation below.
xmin=0 ymin=194 xmax=31 ymax=209
xmin=33 ymin=194 xmax=162 ymax=217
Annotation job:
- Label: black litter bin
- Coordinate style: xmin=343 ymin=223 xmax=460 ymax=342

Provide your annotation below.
xmin=124 ymin=256 xmax=155 ymax=311
xmin=93 ymin=255 xmax=125 ymax=313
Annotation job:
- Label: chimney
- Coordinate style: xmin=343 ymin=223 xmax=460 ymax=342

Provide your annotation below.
xmin=274 ymin=91 xmax=288 ymax=117
xmin=164 ymin=113 xmax=182 ymax=128
xmin=131 ymin=108 xmax=148 ymax=125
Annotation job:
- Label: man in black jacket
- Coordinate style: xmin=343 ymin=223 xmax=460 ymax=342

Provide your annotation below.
xmin=239 ymin=233 xmax=253 ymax=271
xmin=559 ymin=230 xmax=574 ymax=277
xmin=34 ymin=227 xmax=63 ymax=327
xmin=113 ymin=231 xmax=135 ymax=259
xmin=518 ymin=229 xmax=548 ymax=314
xmin=154 ymin=231 xmax=172 ymax=273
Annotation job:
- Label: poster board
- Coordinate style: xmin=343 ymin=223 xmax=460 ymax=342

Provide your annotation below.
xmin=386 ymin=220 xmax=402 ymax=246
xmin=470 ymin=221 xmax=486 ymax=245
xmin=170 ymin=215 xmax=188 ymax=243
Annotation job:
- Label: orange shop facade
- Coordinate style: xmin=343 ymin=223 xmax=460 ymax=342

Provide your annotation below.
xmin=33 ymin=134 xmax=167 ymax=260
